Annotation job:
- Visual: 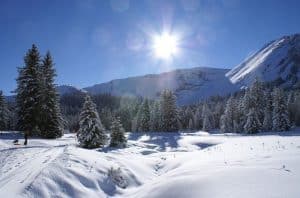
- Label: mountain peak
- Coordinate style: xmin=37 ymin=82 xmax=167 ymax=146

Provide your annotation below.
xmin=227 ymin=33 xmax=300 ymax=88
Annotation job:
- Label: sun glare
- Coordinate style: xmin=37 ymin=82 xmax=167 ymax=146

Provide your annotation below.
xmin=152 ymin=32 xmax=179 ymax=59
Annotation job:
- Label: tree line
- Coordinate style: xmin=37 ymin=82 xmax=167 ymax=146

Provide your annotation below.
xmin=1 ymin=45 xmax=300 ymax=148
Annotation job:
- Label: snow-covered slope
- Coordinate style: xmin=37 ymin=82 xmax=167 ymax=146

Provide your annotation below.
xmin=1 ymin=130 xmax=300 ymax=198
xmin=227 ymin=33 xmax=300 ymax=88
xmin=38 ymin=33 xmax=300 ymax=105
xmin=84 ymin=67 xmax=239 ymax=105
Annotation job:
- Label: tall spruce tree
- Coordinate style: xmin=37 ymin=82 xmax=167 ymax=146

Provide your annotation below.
xmin=0 ymin=91 xmax=9 ymax=131
xmin=249 ymin=78 xmax=265 ymax=122
xmin=272 ymin=88 xmax=290 ymax=131
xmin=262 ymin=89 xmax=273 ymax=131
xmin=160 ymin=90 xmax=179 ymax=132
xmin=244 ymin=108 xmax=261 ymax=134
xmin=193 ymin=106 xmax=202 ymax=130
xmin=202 ymin=103 xmax=213 ymax=131
xmin=233 ymin=98 xmax=244 ymax=133
xmin=150 ymin=101 xmax=161 ymax=131
xmin=220 ymin=96 xmax=235 ymax=133
xmin=77 ymin=95 xmax=107 ymax=149
xmin=16 ymin=44 xmax=43 ymax=136
xmin=40 ymin=52 xmax=63 ymax=138
xmin=139 ymin=99 xmax=150 ymax=132
xmin=110 ymin=117 xmax=127 ymax=147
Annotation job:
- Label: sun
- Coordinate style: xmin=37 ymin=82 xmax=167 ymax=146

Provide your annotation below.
xmin=152 ymin=32 xmax=179 ymax=59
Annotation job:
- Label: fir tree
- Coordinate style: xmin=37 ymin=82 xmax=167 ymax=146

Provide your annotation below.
xmin=16 ymin=44 xmax=43 ymax=136
xmin=150 ymin=101 xmax=161 ymax=131
xmin=202 ymin=103 xmax=213 ymax=131
xmin=272 ymin=88 xmax=290 ymax=131
xmin=39 ymin=52 xmax=63 ymax=138
xmin=233 ymin=98 xmax=244 ymax=133
xmin=262 ymin=89 xmax=273 ymax=131
xmin=244 ymin=108 xmax=261 ymax=134
xmin=188 ymin=118 xmax=194 ymax=130
xmin=139 ymin=99 xmax=150 ymax=132
xmin=160 ymin=90 xmax=179 ymax=132
xmin=77 ymin=95 xmax=107 ymax=149
xmin=220 ymin=96 xmax=235 ymax=133
xmin=0 ymin=91 xmax=9 ymax=131
xmin=110 ymin=117 xmax=127 ymax=147
xmin=193 ymin=106 xmax=202 ymax=130
xmin=249 ymin=78 xmax=265 ymax=122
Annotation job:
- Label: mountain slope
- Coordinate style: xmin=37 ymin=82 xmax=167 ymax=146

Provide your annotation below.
xmin=21 ymin=33 xmax=300 ymax=106
xmin=227 ymin=33 xmax=300 ymax=88
xmin=84 ymin=67 xmax=239 ymax=105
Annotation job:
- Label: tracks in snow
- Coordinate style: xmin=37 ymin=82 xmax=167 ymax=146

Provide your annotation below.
xmin=0 ymin=145 xmax=67 ymax=197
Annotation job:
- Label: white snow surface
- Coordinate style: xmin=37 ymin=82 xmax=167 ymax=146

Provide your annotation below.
xmin=1 ymin=130 xmax=300 ymax=198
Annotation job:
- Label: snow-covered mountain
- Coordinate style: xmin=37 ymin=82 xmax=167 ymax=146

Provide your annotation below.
xmin=227 ymin=33 xmax=300 ymax=88
xmin=83 ymin=67 xmax=239 ymax=105
xmin=56 ymin=33 xmax=300 ymax=105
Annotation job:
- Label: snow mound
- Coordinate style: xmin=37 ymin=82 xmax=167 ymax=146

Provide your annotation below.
xmin=1 ymin=130 xmax=300 ymax=198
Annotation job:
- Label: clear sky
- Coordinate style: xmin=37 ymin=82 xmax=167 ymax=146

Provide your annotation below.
xmin=0 ymin=0 xmax=300 ymax=95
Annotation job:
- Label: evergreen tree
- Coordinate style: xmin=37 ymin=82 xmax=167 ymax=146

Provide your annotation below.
xmin=193 ymin=106 xmax=202 ymax=130
xmin=77 ymin=95 xmax=107 ymax=149
xmin=150 ymin=101 xmax=161 ymax=131
xmin=40 ymin=52 xmax=63 ymax=138
xmin=262 ymin=89 xmax=273 ymax=131
xmin=0 ymin=91 xmax=9 ymax=130
xmin=160 ymin=90 xmax=179 ymax=132
xmin=249 ymin=78 xmax=265 ymax=122
xmin=272 ymin=88 xmax=290 ymax=131
xmin=220 ymin=96 xmax=235 ymax=133
xmin=213 ymin=102 xmax=224 ymax=130
xmin=287 ymin=92 xmax=296 ymax=126
xmin=233 ymin=98 xmax=244 ymax=133
xmin=139 ymin=99 xmax=150 ymax=132
xmin=244 ymin=108 xmax=261 ymax=134
xmin=188 ymin=118 xmax=194 ymax=130
xmin=110 ymin=117 xmax=127 ymax=147
xmin=202 ymin=103 xmax=213 ymax=131
xmin=16 ymin=44 xmax=43 ymax=136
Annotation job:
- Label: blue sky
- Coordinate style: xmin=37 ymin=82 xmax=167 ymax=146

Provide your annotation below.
xmin=0 ymin=0 xmax=300 ymax=95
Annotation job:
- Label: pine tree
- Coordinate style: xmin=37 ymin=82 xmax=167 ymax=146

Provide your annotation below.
xmin=139 ymin=99 xmax=150 ymax=132
xmin=249 ymin=78 xmax=265 ymax=122
xmin=213 ymin=102 xmax=224 ymax=130
xmin=77 ymin=95 xmax=107 ymax=149
xmin=287 ymin=92 xmax=296 ymax=125
xmin=193 ymin=106 xmax=202 ymax=130
xmin=272 ymin=88 xmax=290 ymax=131
xmin=262 ymin=89 xmax=273 ymax=131
xmin=202 ymin=103 xmax=213 ymax=131
xmin=244 ymin=108 xmax=260 ymax=134
xmin=0 ymin=91 xmax=9 ymax=131
xmin=16 ymin=44 xmax=43 ymax=136
xmin=160 ymin=90 xmax=179 ymax=132
xmin=188 ymin=118 xmax=194 ymax=130
xmin=39 ymin=52 xmax=63 ymax=138
xmin=220 ymin=96 xmax=235 ymax=133
xmin=150 ymin=101 xmax=161 ymax=131
xmin=233 ymin=98 xmax=244 ymax=133
xmin=110 ymin=117 xmax=127 ymax=147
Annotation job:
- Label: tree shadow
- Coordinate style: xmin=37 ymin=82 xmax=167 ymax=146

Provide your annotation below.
xmin=127 ymin=132 xmax=182 ymax=152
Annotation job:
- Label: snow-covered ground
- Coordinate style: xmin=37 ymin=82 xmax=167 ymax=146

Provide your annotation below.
xmin=1 ymin=130 xmax=300 ymax=198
